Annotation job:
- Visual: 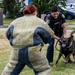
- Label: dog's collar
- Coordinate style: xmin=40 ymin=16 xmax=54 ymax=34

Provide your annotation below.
xmin=67 ymin=42 xmax=72 ymax=48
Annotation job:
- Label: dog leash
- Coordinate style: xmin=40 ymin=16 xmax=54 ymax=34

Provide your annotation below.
xmin=55 ymin=40 xmax=65 ymax=60
xmin=55 ymin=40 xmax=60 ymax=51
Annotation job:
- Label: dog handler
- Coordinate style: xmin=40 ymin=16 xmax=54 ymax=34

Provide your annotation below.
xmin=45 ymin=6 xmax=67 ymax=64
xmin=1 ymin=5 xmax=59 ymax=75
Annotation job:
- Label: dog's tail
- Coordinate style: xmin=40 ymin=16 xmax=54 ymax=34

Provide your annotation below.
xmin=70 ymin=30 xmax=75 ymax=37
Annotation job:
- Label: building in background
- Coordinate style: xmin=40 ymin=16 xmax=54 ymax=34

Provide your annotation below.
xmin=24 ymin=0 xmax=32 ymax=5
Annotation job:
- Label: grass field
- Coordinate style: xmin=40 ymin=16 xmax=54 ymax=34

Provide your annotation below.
xmin=3 ymin=18 xmax=14 ymax=24
xmin=3 ymin=18 xmax=75 ymax=25
xmin=0 ymin=31 xmax=75 ymax=75
xmin=66 ymin=20 xmax=75 ymax=25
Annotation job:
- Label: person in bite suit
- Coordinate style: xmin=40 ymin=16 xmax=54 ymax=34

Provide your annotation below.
xmin=1 ymin=5 xmax=60 ymax=75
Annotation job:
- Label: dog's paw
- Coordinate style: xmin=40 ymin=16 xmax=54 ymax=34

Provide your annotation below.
xmin=64 ymin=60 xmax=68 ymax=64
xmin=64 ymin=61 xmax=68 ymax=64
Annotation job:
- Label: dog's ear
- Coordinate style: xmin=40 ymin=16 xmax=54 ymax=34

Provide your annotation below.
xmin=69 ymin=31 xmax=74 ymax=41
xmin=70 ymin=35 xmax=74 ymax=41
xmin=68 ymin=36 xmax=73 ymax=42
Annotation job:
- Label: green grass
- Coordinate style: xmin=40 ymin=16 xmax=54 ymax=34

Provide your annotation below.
xmin=3 ymin=18 xmax=75 ymax=25
xmin=66 ymin=20 xmax=75 ymax=25
xmin=67 ymin=27 xmax=75 ymax=30
xmin=0 ymin=18 xmax=15 ymax=28
xmin=3 ymin=18 xmax=14 ymax=24
xmin=0 ymin=25 xmax=9 ymax=28
xmin=0 ymin=48 xmax=75 ymax=75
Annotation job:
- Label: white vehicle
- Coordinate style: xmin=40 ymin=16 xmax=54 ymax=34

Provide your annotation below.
xmin=66 ymin=3 xmax=75 ymax=11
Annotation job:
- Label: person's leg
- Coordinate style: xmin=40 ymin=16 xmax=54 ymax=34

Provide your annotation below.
xmin=28 ymin=45 xmax=51 ymax=75
xmin=1 ymin=48 xmax=25 ymax=75
xmin=46 ymin=38 xmax=55 ymax=63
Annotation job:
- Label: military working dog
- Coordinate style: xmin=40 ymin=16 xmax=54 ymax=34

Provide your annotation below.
xmin=55 ymin=31 xmax=75 ymax=65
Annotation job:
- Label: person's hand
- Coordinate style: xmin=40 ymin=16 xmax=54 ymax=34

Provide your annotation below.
xmin=63 ymin=34 xmax=66 ymax=38
xmin=58 ymin=38 xmax=62 ymax=43
xmin=54 ymin=35 xmax=60 ymax=40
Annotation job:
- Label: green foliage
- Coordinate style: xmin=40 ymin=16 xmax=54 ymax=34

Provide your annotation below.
xmin=33 ymin=0 xmax=50 ymax=17
xmin=3 ymin=0 xmax=25 ymax=18
xmin=0 ymin=3 xmax=3 ymax=8
xmin=33 ymin=0 xmax=67 ymax=17
xmin=49 ymin=0 xmax=67 ymax=7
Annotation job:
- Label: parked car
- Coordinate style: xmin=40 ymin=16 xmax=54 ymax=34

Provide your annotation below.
xmin=60 ymin=7 xmax=75 ymax=20
xmin=42 ymin=7 xmax=75 ymax=20
xmin=66 ymin=3 xmax=75 ymax=11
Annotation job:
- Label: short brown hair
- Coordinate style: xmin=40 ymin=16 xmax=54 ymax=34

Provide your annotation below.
xmin=50 ymin=6 xmax=59 ymax=12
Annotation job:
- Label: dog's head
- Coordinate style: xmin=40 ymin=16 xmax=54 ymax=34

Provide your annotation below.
xmin=59 ymin=31 xmax=75 ymax=49
xmin=60 ymin=36 xmax=73 ymax=49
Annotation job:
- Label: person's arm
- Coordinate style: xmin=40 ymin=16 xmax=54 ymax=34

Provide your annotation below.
xmin=40 ymin=22 xmax=61 ymax=44
xmin=6 ymin=24 xmax=14 ymax=46
xmin=53 ymin=35 xmax=60 ymax=40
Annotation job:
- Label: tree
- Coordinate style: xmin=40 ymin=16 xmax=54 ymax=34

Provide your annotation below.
xmin=33 ymin=0 xmax=50 ymax=17
xmin=0 ymin=0 xmax=3 ymax=8
xmin=49 ymin=0 xmax=67 ymax=7
xmin=3 ymin=0 xmax=25 ymax=18
xmin=33 ymin=0 xmax=67 ymax=17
